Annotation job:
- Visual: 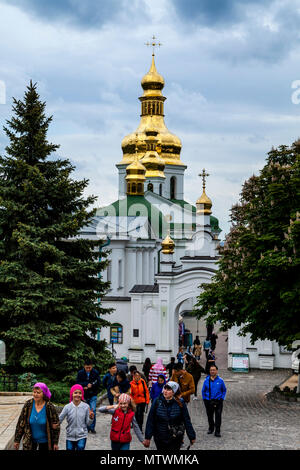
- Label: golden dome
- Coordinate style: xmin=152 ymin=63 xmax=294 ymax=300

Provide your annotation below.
xmin=140 ymin=127 xmax=165 ymax=178
xmin=196 ymin=190 xmax=212 ymax=215
xmin=118 ymin=55 xmax=185 ymax=167
xmin=125 ymin=153 xmax=146 ymax=196
xmin=161 ymin=233 xmax=175 ymax=254
xmin=141 ymin=55 xmax=165 ymax=93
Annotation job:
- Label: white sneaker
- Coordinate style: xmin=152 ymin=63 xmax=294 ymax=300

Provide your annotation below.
xmin=193 ymin=397 xmax=198 ymax=400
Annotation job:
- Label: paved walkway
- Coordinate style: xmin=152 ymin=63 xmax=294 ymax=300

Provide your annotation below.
xmin=58 ymin=368 xmax=299 ymax=451
xmin=0 ymin=393 xmax=32 ymax=450
xmin=1 ymin=335 xmax=299 ymax=451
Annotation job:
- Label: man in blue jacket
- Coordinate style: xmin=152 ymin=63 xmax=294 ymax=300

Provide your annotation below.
xmin=202 ymin=365 xmax=226 ymax=437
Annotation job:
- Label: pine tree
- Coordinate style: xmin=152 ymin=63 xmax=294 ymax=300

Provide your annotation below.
xmin=0 ymin=82 xmax=112 ymax=379
xmin=194 ymin=141 xmax=300 ymax=347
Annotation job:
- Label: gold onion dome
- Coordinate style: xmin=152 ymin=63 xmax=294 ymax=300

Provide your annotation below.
xmin=140 ymin=127 xmax=165 ymax=178
xmin=161 ymin=233 xmax=175 ymax=254
xmin=196 ymin=190 xmax=212 ymax=215
xmin=125 ymin=150 xmax=146 ymax=196
xmin=141 ymin=55 xmax=165 ymax=92
xmin=196 ymin=169 xmax=212 ymax=215
xmin=119 ymin=54 xmax=184 ymax=167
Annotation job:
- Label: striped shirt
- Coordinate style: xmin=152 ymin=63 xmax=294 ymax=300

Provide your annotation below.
xmin=148 ymin=365 xmax=167 ymax=384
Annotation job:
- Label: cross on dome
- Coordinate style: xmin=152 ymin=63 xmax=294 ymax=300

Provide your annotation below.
xmin=199 ymin=168 xmax=210 ymax=189
xmin=145 ymin=35 xmax=162 ymax=56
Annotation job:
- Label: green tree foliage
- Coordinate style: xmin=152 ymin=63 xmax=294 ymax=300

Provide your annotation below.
xmin=194 ymin=141 xmax=300 ymax=347
xmin=0 ymin=82 xmax=112 ymax=378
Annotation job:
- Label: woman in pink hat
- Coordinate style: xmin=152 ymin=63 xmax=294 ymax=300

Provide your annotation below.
xmin=58 ymin=384 xmax=94 ymax=450
xmin=99 ymin=393 xmax=147 ymax=450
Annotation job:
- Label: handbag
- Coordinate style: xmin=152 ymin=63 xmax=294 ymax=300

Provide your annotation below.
xmin=168 ymin=422 xmax=185 ymax=439
xmin=155 ymin=398 xmax=185 ymax=440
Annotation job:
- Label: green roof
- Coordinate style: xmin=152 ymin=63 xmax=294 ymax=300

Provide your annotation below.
xmin=96 ymin=196 xmax=221 ymax=239
xmin=97 ymin=195 xmax=164 ymax=238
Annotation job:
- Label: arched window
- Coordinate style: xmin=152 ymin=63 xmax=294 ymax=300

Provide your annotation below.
xmin=110 ymin=324 xmax=123 ymax=344
xmin=170 ymin=176 xmax=176 ymax=199
xmin=147 ymin=182 xmax=153 ymax=192
xmin=159 ymin=183 xmax=162 ymax=196
xmin=132 ymin=182 xmax=136 ymax=194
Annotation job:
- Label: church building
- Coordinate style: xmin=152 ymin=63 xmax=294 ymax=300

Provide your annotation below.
xmin=80 ymin=49 xmax=293 ymax=370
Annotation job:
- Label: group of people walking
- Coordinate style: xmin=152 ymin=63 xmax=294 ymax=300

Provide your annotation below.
xmin=14 ymin=332 xmax=226 ymax=452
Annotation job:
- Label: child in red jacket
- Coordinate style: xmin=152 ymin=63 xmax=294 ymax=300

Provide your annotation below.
xmin=98 ymin=393 xmax=147 ymax=450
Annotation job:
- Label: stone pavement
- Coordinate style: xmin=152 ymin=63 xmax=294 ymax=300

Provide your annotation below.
xmin=1 ymin=331 xmax=299 ymax=452
xmin=0 ymin=393 xmax=32 ymax=450
xmin=57 ymin=368 xmax=299 ymax=451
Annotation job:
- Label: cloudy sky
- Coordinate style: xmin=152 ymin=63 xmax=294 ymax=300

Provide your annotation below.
xmin=0 ymin=0 xmax=300 ymax=237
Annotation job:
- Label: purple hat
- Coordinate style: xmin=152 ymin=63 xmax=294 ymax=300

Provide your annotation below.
xmin=33 ymin=382 xmax=51 ymax=400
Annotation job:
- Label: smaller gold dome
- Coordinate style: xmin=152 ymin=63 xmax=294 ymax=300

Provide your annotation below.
xmin=140 ymin=127 xmax=165 ymax=178
xmin=196 ymin=190 xmax=212 ymax=215
xmin=141 ymin=55 xmax=164 ymax=92
xmin=125 ymin=155 xmax=146 ymax=196
xmin=161 ymin=233 xmax=175 ymax=254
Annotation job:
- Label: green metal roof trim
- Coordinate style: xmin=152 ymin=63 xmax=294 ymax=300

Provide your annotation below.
xmin=97 ymin=196 xmax=165 ymax=238
xmin=96 ymin=196 xmax=221 ymax=239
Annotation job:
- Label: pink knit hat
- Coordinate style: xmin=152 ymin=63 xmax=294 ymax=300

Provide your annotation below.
xmin=70 ymin=384 xmax=85 ymax=402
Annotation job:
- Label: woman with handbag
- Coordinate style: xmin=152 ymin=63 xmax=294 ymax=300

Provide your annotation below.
xmin=144 ymin=381 xmax=196 ymax=451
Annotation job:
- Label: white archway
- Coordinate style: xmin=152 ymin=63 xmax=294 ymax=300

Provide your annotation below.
xmin=156 ymin=267 xmax=216 ymax=359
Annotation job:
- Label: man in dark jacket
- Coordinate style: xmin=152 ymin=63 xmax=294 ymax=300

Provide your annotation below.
xmin=210 ymin=332 xmax=218 ymax=351
xmin=166 ymin=357 xmax=176 ymax=378
xmin=76 ymin=359 xmax=101 ymax=434
xmin=102 ymin=362 xmax=117 ymax=405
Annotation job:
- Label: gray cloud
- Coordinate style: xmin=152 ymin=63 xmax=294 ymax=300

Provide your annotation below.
xmin=171 ymin=0 xmax=273 ymax=26
xmin=0 ymin=0 xmax=147 ymax=28
xmin=1 ymin=0 xmax=300 ymax=237
xmin=170 ymin=0 xmax=300 ymax=65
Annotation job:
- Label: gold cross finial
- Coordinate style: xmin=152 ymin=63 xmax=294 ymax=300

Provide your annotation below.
xmin=199 ymin=168 xmax=210 ymax=189
xmin=145 ymin=35 xmax=162 ymax=56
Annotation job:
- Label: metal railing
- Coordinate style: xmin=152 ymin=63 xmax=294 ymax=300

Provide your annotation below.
xmin=0 ymin=374 xmax=18 ymax=391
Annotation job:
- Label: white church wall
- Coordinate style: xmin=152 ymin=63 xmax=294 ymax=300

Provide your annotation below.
xmin=228 ymin=325 xmax=292 ymax=370
xmin=100 ymin=300 xmax=131 ymax=359
xmin=163 ymin=165 xmax=185 ymax=200
xmin=184 ymin=231 xmax=215 ymax=258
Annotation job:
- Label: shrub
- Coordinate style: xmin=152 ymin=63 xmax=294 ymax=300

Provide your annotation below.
xmin=18 ymin=372 xmax=37 ymax=392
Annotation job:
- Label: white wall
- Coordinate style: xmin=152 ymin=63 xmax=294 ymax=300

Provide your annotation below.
xmin=228 ymin=326 xmax=292 ymax=369
xmin=100 ymin=300 xmax=131 ymax=359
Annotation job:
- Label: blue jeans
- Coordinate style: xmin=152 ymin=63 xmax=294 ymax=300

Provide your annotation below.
xmin=66 ymin=438 xmax=87 ymax=451
xmin=111 ymin=441 xmax=130 ymax=450
xmin=85 ymin=395 xmax=97 ymax=431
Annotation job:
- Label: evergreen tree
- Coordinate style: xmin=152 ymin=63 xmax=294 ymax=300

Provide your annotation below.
xmin=194 ymin=141 xmax=300 ymax=347
xmin=0 ymin=82 xmax=112 ymax=378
